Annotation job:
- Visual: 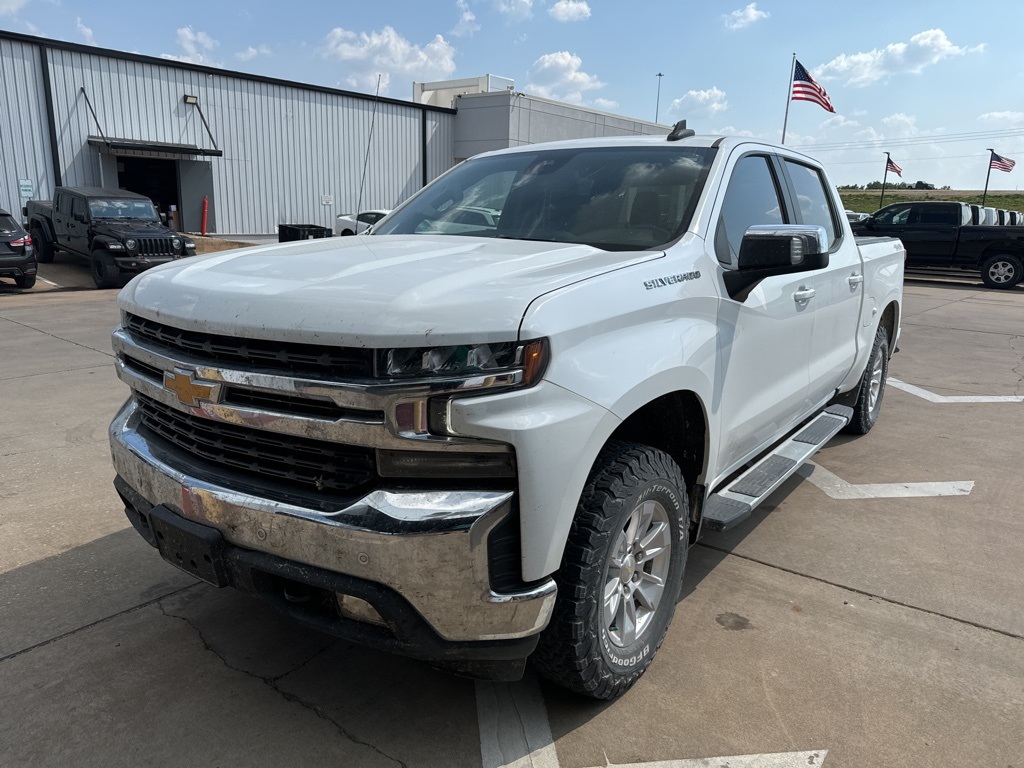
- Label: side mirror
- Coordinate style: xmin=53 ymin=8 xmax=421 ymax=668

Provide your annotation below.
xmin=73 ymin=213 xmax=86 ymax=224
xmin=726 ymin=224 xmax=829 ymax=301
xmin=160 ymin=213 xmax=168 ymax=224
xmin=737 ymin=225 xmax=829 ymax=270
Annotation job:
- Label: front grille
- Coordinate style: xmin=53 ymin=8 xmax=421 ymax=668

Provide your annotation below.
xmin=124 ymin=313 xmax=375 ymax=379
xmin=136 ymin=237 xmax=175 ymax=257
xmin=135 ymin=394 xmax=378 ymax=496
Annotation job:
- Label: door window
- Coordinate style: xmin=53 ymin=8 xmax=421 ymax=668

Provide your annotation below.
xmin=715 ymin=155 xmax=786 ymax=265
xmin=874 ymin=205 xmax=912 ymax=226
xmin=71 ymin=197 xmax=87 ymax=222
xmin=784 ymin=160 xmax=838 ymax=246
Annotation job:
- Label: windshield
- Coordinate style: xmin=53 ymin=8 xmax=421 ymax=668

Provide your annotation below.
xmin=88 ymin=198 xmax=159 ymax=221
xmin=374 ymin=145 xmax=715 ymax=251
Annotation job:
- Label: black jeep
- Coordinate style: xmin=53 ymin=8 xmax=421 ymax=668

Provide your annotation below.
xmin=25 ymin=187 xmax=196 ymax=289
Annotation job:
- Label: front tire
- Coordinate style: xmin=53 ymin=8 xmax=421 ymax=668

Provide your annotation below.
xmin=90 ymin=249 xmax=120 ymax=289
xmin=533 ymin=441 xmax=689 ymax=700
xmin=31 ymin=226 xmax=54 ymax=263
xmin=844 ymin=325 xmax=889 ymax=435
xmin=980 ymin=254 xmax=1022 ymax=289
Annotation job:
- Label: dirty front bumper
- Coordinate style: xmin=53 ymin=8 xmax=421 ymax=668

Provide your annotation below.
xmin=109 ymin=400 xmax=556 ymax=678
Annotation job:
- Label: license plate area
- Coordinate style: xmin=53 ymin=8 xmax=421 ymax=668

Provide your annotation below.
xmin=149 ymin=505 xmax=230 ymax=587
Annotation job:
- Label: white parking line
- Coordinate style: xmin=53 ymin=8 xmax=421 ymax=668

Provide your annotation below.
xmin=37 ymin=276 xmax=62 ymax=287
xmin=476 ymin=677 xmax=828 ymax=768
xmin=799 ymin=462 xmax=974 ymax=499
xmin=605 ymin=752 xmax=827 ymax=768
xmin=889 ymin=378 xmax=1024 ymax=404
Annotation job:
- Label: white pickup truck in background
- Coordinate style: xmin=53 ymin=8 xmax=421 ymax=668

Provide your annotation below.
xmin=108 ymin=127 xmax=904 ymax=700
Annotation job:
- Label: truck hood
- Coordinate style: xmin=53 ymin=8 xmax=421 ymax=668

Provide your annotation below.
xmin=119 ymin=235 xmax=663 ymax=347
xmin=96 ymin=220 xmax=177 ymax=238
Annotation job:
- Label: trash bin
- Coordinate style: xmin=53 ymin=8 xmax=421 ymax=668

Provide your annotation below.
xmin=278 ymin=224 xmax=333 ymax=242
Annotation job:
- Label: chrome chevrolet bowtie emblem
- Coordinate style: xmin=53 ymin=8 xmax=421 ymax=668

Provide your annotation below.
xmin=163 ymin=369 xmax=220 ymax=406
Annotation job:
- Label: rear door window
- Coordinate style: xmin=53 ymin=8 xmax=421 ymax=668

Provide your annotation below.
xmin=784 ymin=160 xmax=839 ymax=246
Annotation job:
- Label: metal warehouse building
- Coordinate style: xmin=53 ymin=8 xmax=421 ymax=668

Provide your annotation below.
xmin=1 ymin=30 xmax=665 ymax=235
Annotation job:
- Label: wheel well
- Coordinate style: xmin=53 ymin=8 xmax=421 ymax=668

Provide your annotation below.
xmin=879 ymin=300 xmax=899 ymax=355
xmin=609 ymin=391 xmax=707 ymax=492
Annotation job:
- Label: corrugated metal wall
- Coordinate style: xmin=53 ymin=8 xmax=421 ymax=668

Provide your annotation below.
xmin=43 ymin=47 xmax=455 ymax=233
xmin=0 ymin=39 xmax=54 ymax=215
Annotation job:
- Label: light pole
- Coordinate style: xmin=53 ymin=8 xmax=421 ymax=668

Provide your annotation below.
xmin=655 ymin=72 xmax=664 ymax=124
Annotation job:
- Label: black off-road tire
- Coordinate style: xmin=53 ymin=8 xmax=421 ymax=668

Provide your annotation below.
xmin=90 ymin=249 xmax=120 ymax=289
xmin=340 ymin=229 xmax=355 ymax=236
xmin=15 ymin=274 xmax=36 ymax=290
xmin=31 ymin=226 xmax=54 ymax=263
xmin=980 ymin=254 xmax=1022 ymax=289
xmin=532 ymin=440 xmax=689 ymax=700
xmin=844 ymin=325 xmax=889 ymax=435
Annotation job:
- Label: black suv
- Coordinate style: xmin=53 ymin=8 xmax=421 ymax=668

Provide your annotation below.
xmin=0 ymin=208 xmax=37 ymax=290
xmin=25 ymin=187 xmax=196 ymax=289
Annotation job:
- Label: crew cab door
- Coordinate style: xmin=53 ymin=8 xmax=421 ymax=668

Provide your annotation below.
xmin=51 ymin=191 xmax=73 ymax=247
xmin=869 ymin=203 xmax=956 ymax=266
xmin=780 ymin=159 xmax=863 ymax=404
xmin=68 ymin=196 xmax=90 ymax=255
xmin=711 ymin=153 xmax=814 ymax=471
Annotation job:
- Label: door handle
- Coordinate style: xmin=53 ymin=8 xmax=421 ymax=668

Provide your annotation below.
xmin=848 ymin=273 xmax=864 ymax=287
xmin=793 ymin=287 xmax=816 ymax=303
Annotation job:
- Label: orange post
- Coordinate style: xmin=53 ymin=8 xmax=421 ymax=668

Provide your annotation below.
xmin=201 ymin=195 xmax=209 ymax=236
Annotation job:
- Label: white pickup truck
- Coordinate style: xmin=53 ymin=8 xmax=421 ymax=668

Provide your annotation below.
xmin=108 ymin=128 xmax=904 ymax=700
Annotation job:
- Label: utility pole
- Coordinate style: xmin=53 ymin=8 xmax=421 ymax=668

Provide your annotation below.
xmin=655 ymin=72 xmax=664 ymax=124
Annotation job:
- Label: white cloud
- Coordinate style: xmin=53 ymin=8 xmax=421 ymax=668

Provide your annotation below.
xmin=24 ymin=20 xmax=38 ymax=33
xmin=161 ymin=27 xmax=219 ymax=66
xmin=821 ymin=114 xmax=859 ymax=128
xmin=724 ymin=3 xmax=768 ymax=30
xmin=452 ymin=0 xmax=480 ymax=37
xmin=592 ymin=97 xmax=619 ymax=111
xmin=548 ymin=0 xmax=590 ymax=22
xmin=0 ymin=0 xmax=28 ymax=15
xmin=524 ymin=51 xmax=603 ymax=103
xmin=496 ymin=0 xmax=533 ymax=23
xmin=714 ymin=125 xmax=757 ymax=138
xmin=817 ymin=29 xmax=983 ymax=87
xmin=978 ymin=111 xmax=1024 ymax=127
xmin=236 ymin=45 xmax=271 ymax=61
xmin=76 ymin=17 xmax=95 ymax=45
xmin=670 ymin=86 xmax=728 ymax=117
xmin=322 ymin=26 xmax=457 ymax=94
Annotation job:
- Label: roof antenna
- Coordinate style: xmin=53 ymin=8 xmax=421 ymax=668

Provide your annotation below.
xmin=355 ymin=74 xmax=382 ymax=227
xmin=666 ymin=120 xmax=695 ymax=141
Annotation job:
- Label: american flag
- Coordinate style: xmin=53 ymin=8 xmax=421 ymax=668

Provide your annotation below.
xmin=886 ymin=157 xmax=902 ymax=177
xmin=792 ymin=60 xmax=835 ymax=113
xmin=990 ymin=152 xmax=1016 ymax=172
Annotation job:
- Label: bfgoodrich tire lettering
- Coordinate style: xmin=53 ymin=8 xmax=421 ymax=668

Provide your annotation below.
xmin=533 ymin=440 xmax=689 ymax=700
xmin=844 ymin=325 xmax=889 ymax=435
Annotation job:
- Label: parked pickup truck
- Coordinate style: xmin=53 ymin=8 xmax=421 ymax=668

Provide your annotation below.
xmin=852 ymin=200 xmax=1024 ymax=289
xmin=108 ymin=130 xmax=904 ymax=700
xmin=24 ymin=187 xmax=195 ymax=289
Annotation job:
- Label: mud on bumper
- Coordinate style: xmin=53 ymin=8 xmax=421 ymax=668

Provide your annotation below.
xmin=110 ymin=401 xmax=557 ymax=681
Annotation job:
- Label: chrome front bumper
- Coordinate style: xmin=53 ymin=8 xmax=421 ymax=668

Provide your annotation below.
xmin=110 ymin=400 xmax=556 ymax=643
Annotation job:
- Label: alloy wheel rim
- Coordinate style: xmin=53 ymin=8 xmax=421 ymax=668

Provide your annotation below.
xmin=869 ymin=353 xmax=885 ymax=413
xmin=603 ymin=499 xmax=672 ymax=648
xmin=989 ymin=261 xmax=1013 ymax=284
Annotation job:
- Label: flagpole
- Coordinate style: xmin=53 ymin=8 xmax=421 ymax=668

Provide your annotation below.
xmin=780 ymin=52 xmax=796 ymax=145
xmin=982 ymin=148 xmax=995 ymax=208
xmin=879 ymin=153 xmax=891 ymax=208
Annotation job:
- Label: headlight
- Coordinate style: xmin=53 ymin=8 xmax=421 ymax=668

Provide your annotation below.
xmin=380 ymin=339 xmax=548 ymax=386
xmin=171 ymin=237 xmax=182 ymax=251
xmin=125 ymin=238 xmax=137 ymax=251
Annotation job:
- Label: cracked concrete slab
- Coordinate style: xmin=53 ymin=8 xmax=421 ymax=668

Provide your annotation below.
xmin=0 ymin=603 xmax=412 ymax=767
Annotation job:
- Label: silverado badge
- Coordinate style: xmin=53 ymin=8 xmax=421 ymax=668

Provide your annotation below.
xmin=163 ymin=369 xmax=220 ymax=406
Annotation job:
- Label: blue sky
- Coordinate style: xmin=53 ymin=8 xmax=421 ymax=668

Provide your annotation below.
xmin=3 ymin=0 xmax=1023 ymax=190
